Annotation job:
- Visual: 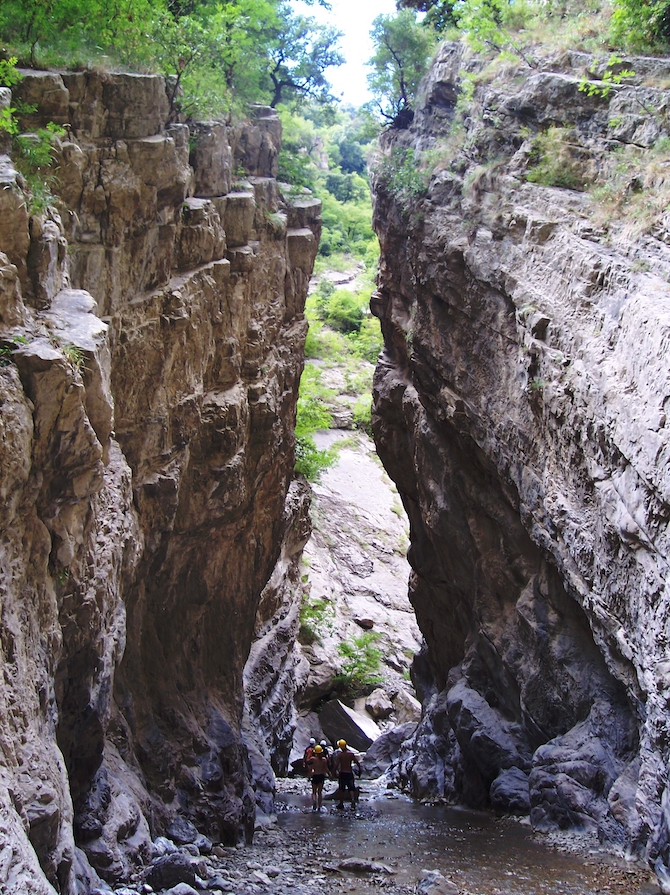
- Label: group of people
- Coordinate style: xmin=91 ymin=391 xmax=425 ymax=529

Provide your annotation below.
xmin=303 ymin=737 xmax=362 ymax=812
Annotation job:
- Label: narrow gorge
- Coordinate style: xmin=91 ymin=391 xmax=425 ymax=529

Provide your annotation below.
xmin=1 ymin=34 xmax=670 ymax=895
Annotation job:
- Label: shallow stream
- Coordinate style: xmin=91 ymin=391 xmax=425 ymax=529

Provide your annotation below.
xmin=275 ymin=780 xmax=658 ymax=895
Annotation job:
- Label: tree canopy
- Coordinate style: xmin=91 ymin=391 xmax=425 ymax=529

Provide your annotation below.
xmin=393 ymin=0 xmax=670 ymax=50
xmin=0 ymin=0 xmax=344 ymax=118
xmin=367 ymin=9 xmax=437 ymax=123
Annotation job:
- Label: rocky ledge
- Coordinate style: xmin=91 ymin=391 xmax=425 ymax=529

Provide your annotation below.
xmin=0 ymin=71 xmax=319 ymax=893
xmin=370 ymin=42 xmax=670 ymax=887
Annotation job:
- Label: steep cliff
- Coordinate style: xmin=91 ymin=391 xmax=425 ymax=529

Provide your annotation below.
xmin=0 ymin=71 xmax=319 ymax=893
xmin=371 ymin=43 xmax=670 ymax=879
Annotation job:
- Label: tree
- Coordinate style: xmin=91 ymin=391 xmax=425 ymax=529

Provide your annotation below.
xmin=0 ymin=0 xmax=342 ymax=117
xmin=451 ymin=0 xmax=536 ymax=66
xmin=367 ymin=9 xmax=436 ymax=123
xmin=396 ymin=0 xmax=458 ymax=32
xmin=266 ymin=4 xmax=344 ymax=108
xmin=611 ymin=0 xmax=670 ymax=48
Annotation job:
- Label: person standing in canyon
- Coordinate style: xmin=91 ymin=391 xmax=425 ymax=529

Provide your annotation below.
xmin=302 ymin=737 xmax=316 ymax=772
xmin=333 ymin=739 xmax=361 ymax=809
xmin=306 ymin=744 xmax=332 ymax=812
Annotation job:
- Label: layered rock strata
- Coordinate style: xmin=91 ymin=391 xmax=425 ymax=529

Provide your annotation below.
xmin=0 ymin=71 xmax=319 ymax=893
xmin=371 ymin=42 xmax=670 ymax=879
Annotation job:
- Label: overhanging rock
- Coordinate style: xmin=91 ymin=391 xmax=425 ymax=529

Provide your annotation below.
xmin=319 ymin=699 xmax=381 ymax=752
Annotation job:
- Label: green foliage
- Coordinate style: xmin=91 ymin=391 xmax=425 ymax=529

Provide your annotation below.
xmin=348 ymin=314 xmax=383 ymax=363
xmin=454 ymin=0 xmax=509 ymax=52
xmin=295 ymin=434 xmax=337 ymax=481
xmin=62 ymin=342 xmax=85 ymax=369
xmin=0 ymin=0 xmax=344 ymax=116
xmin=295 ymin=363 xmax=337 ymax=481
xmin=323 ymin=289 xmax=364 ymax=334
xmin=296 ymin=368 xmax=333 ymax=435
xmin=325 ymin=171 xmax=368 ymax=203
xmin=319 ymin=191 xmax=375 ymax=258
xmin=375 ymin=146 xmax=429 ymax=200
xmin=452 ymin=0 xmax=537 ymax=65
xmin=611 ymin=0 xmax=670 ymax=49
xmin=334 ymin=632 xmax=383 ymax=695
xmin=0 ymin=335 xmax=28 ymax=367
xmin=0 ymin=57 xmax=66 ymax=214
xmin=397 ymin=0 xmax=459 ymax=32
xmin=367 ymin=9 xmax=437 ymax=122
xmin=298 ymin=596 xmax=335 ymax=645
xmin=352 ymin=394 xmax=373 ymax=435
xmin=267 ymin=8 xmax=344 ymax=108
xmin=0 ymin=56 xmax=22 ymax=89
xmin=14 ymin=122 xmax=66 ymax=213
xmin=578 ymin=55 xmax=635 ymax=99
xmin=277 ymin=105 xmax=377 ymax=260
xmin=525 ymin=126 xmax=590 ymax=191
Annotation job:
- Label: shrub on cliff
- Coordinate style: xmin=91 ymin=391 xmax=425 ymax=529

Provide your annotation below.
xmin=334 ymin=632 xmax=384 ymax=697
xmin=367 ymin=8 xmax=438 ymax=123
xmin=611 ymin=0 xmax=670 ymax=49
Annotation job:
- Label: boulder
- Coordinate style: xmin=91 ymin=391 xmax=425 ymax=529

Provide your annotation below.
xmin=338 ymin=858 xmax=395 ymax=874
xmin=319 ymin=699 xmax=381 ymax=752
xmin=417 ymin=869 xmax=459 ymax=895
xmin=361 ymin=722 xmax=418 ymax=778
xmin=355 ymin=617 xmax=376 ymax=630
xmin=145 ymin=853 xmax=198 ymax=890
xmin=446 ymin=680 xmax=531 ymax=782
xmin=365 ymin=688 xmax=394 ymax=720
xmin=489 ymin=767 xmax=530 ymax=815
xmin=166 ymin=817 xmax=199 ymax=846
xmin=166 ymin=885 xmax=200 ymax=895
xmin=394 ymin=689 xmax=422 ymax=724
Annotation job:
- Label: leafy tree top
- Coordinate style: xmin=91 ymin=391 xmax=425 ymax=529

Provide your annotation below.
xmin=367 ymin=9 xmax=437 ymax=124
xmin=0 ymin=0 xmax=345 ymax=118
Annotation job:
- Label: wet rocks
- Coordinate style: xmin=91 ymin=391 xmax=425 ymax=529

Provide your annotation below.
xmin=489 ymin=768 xmax=531 ymax=815
xmin=338 ymin=857 xmax=395 ymax=874
xmin=145 ymin=852 xmax=199 ymax=890
xmin=417 ymin=869 xmax=459 ymax=895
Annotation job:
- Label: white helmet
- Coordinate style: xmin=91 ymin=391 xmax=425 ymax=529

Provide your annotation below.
xmin=320 ymin=740 xmax=327 ymax=747
xmin=309 ymin=737 xmax=316 ymax=745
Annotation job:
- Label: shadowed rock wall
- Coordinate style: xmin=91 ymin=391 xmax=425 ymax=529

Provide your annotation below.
xmin=0 ymin=71 xmax=319 ymax=893
xmin=371 ymin=43 xmax=670 ymax=880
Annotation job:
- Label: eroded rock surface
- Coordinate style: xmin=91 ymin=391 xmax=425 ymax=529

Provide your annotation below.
xmin=0 ymin=70 xmax=319 ymax=893
xmin=371 ymin=42 xmax=670 ymax=880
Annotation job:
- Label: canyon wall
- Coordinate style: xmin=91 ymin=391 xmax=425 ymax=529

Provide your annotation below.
xmin=371 ymin=43 xmax=670 ymax=881
xmin=0 ymin=71 xmax=319 ymax=893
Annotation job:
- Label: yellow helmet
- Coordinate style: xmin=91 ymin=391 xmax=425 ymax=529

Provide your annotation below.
xmin=314 ymin=745 xmax=323 ymax=754
xmin=337 ymin=739 xmax=347 ymax=748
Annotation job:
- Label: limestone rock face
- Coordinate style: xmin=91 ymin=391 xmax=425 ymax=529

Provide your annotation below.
xmin=0 ymin=70 xmax=319 ymax=893
xmin=371 ymin=42 xmax=670 ymax=875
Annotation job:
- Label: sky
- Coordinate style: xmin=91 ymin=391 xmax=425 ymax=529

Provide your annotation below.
xmin=292 ymin=0 xmax=398 ymax=108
